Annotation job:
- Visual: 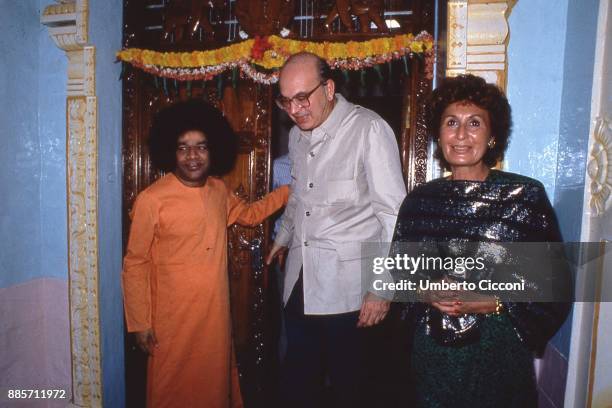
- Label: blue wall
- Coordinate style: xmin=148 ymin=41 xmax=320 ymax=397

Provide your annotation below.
xmin=38 ymin=0 xmax=69 ymax=282
xmin=0 ymin=1 xmax=125 ymax=405
xmin=0 ymin=0 xmax=42 ymax=287
xmin=551 ymin=0 xmax=599 ymax=357
xmin=555 ymin=0 xmax=598 ymax=244
xmin=506 ymin=0 xmax=598 ymax=358
xmin=0 ymin=0 xmax=71 ymax=396
xmin=89 ymin=1 xmax=125 ymax=406
xmin=0 ymin=0 xmax=67 ymax=288
xmin=506 ymin=0 xmax=568 ymax=197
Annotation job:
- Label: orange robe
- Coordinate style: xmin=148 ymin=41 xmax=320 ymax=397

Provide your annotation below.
xmin=122 ymin=173 xmax=289 ymax=408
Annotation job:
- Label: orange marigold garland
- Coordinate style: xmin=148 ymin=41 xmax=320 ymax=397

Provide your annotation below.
xmin=116 ymin=31 xmax=434 ymax=85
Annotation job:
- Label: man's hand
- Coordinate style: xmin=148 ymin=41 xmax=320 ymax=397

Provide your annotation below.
xmin=357 ymin=292 xmax=390 ymax=328
xmin=265 ymin=244 xmax=288 ymax=267
xmin=134 ymin=328 xmax=158 ymax=355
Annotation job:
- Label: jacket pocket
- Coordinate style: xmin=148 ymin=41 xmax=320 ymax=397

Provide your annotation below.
xmin=336 ymin=242 xmax=363 ymax=261
xmin=326 ymin=180 xmax=357 ymax=205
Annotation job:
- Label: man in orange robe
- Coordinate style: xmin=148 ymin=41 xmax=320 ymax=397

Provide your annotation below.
xmin=122 ymin=100 xmax=289 ymax=408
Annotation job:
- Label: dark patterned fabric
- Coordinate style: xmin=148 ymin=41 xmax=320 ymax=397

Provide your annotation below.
xmin=411 ymin=314 xmax=537 ymax=408
xmin=392 ymin=170 xmax=571 ymax=407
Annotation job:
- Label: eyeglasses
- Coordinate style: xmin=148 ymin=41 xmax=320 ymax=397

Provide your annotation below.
xmin=275 ymin=81 xmax=327 ymax=111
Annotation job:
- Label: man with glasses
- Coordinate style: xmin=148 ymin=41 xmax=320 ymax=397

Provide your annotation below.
xmin=266 ymin=52 xmax=406 ymax=407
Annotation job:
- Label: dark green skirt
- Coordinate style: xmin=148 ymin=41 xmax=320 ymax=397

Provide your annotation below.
xmin=411 ymin=314 xmax=538 ymax=408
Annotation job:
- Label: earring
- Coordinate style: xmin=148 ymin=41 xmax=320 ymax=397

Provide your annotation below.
xmin=487 ymin=138 xmax=496 ymax=149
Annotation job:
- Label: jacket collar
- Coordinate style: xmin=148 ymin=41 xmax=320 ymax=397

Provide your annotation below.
xmin=298 ymin=94 xmax=352 ymax=142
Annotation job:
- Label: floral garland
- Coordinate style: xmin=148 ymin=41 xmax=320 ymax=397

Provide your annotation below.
xmin=117 ymin=31 xmax=434 ymax=85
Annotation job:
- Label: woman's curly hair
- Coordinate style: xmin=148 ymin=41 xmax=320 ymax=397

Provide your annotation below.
xmin=148 ymin=99 xmax=238 ymax=176
xmin=427 ymin=74 xmax=512 ymax=170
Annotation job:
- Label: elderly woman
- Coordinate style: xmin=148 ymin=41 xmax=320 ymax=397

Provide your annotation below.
xmin=391 ymin=75 xmax=570 ymax=407
xmin=122 ymin=100 xmax=289 ymax=408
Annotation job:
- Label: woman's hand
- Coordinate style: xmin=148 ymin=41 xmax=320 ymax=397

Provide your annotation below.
xmin=422 ymin=284 xmax=497 ymax=316
xmin=434 ymin=296 xmax=497 ymax=316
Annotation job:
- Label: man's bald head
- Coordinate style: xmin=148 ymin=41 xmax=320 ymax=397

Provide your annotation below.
xmin=280 ymin=52 xmax=332 ymax=83
xmin=277 ymin=52 xmax=336 ymax=131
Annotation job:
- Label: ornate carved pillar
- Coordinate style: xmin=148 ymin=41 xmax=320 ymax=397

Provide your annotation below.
xmin=447 ymin=0 xmax=511 ymax=90
xmin=41 ymin=1 xmax=102 ymax=406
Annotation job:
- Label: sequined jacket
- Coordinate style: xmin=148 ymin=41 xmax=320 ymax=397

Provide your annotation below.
xmin=391 ymin=170 xmax=571 ymax=355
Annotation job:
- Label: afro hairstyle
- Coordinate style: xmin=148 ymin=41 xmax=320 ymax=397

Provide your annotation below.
xmin=148 ymin=99 xmax=238 ymax=176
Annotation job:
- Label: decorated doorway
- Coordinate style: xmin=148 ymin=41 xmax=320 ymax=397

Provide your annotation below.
xmin=120 ymin=0 xmax=438 ymax=406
